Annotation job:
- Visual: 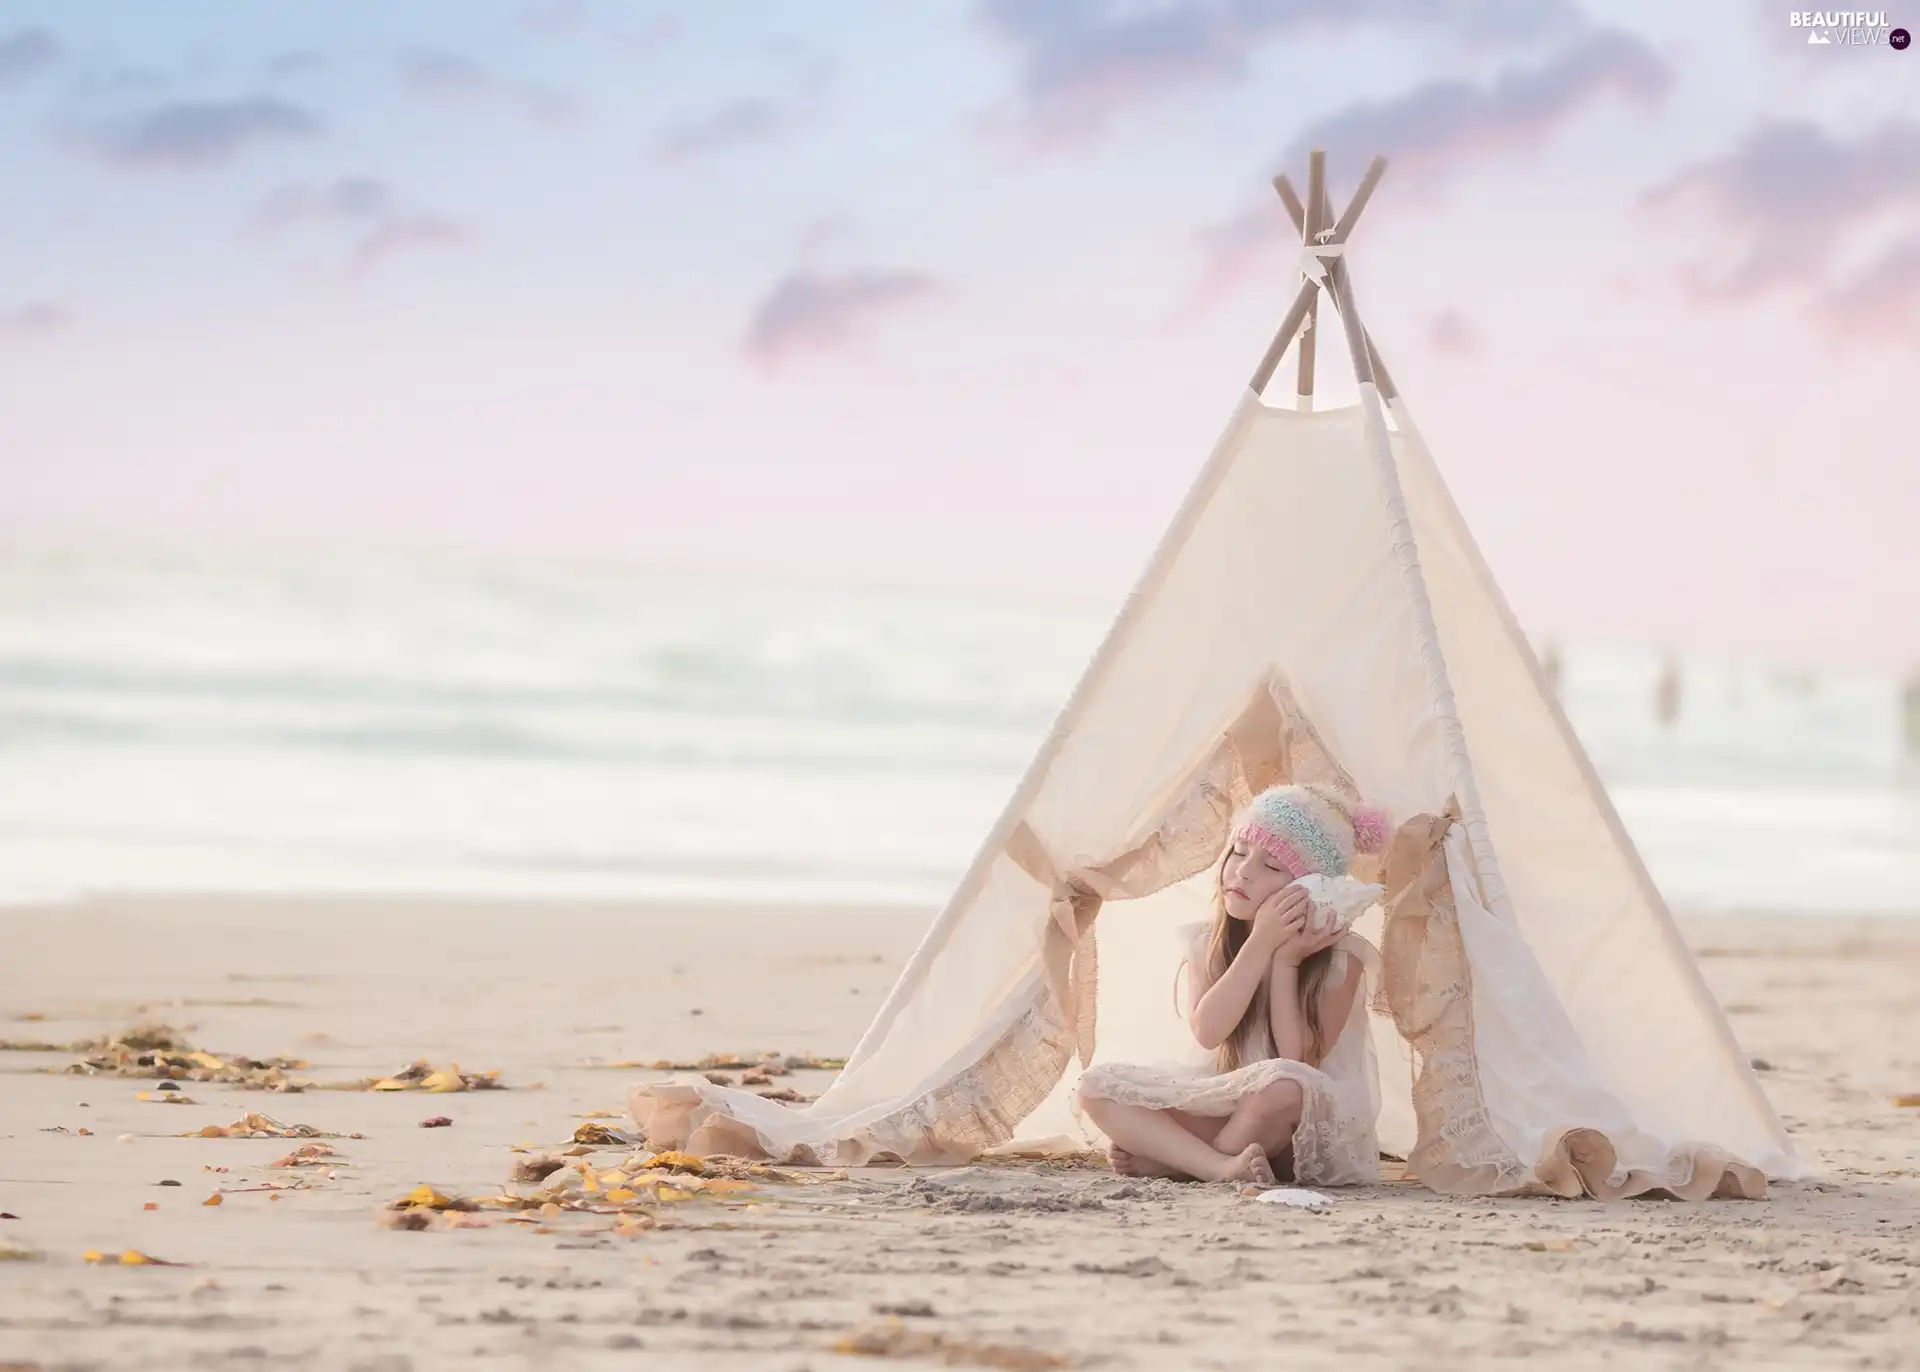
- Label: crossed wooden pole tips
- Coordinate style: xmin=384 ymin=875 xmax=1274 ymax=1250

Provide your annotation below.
xmin=1249 ymin=151 xmax=1398 ymax=405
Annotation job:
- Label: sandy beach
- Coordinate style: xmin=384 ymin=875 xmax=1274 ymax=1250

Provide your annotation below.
xmin=2 ymin=896 xmax=1917 ymax=1370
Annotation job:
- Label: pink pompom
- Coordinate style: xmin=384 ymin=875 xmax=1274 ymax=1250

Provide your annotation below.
xmin=1350 ymin=804 xmax=1391 ymax=855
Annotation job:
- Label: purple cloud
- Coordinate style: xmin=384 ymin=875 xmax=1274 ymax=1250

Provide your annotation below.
xmin=349 ymin=214 xmax=471 ymax=277
xmin=1642 ymin=118 xmax=1920 ymax=347
xmin=269 ymin=50 xmax=327 ymax=79
xmin=744 ymin=270 xmax=941 ymax=369
xmin=1642 ymin=119 xmax=1920 ymax=302
xmin=79 ymin=64 xmax=168 ymax=99
xmin=609 ymin=18 xmax=681 ymax=58
xmin=256 ymin=176 xmax=396 ymax=231
xmin=762 ymin=36 xmax=836 ymax=96
xmin=652 ymin=41 xmax=829 ymax=163
xmin=1427 ymin=308 xmax=1479 ymax=354
xmin=796 ymin=215 xmax=860 ymax=259
xmin=0 ymin=27 xmax=59 ymax=87
xmin=976 ymin=0 xmax=1582 ymax=145
xmin=654 ymin=99 xmax=801 ymax=161
xmin=397 ymin=46 xmax=579 ymax=127
xmin=255 ymin=177 xmax=468 ymax=278
xmin=77 ymin=96 xmax=320 ymax=170
xmin=520 ymin=0 xmax=586 ymax=34
xmin=1285 ymin=29 xmax=1671 ymax=188
xmin=1179 ymin=29 xmax=1669 ymax=314
xmin=399 ymin=47 xmax=491 ymax=100
xmin=0 ymin=301 xmax=73 ymax=341
xmin=1814 ymin=237 xmax=1920 ymax=347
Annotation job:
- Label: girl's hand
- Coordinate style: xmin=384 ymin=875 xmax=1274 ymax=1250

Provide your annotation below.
xmin=1247 ymin=885 xmax=1312 ymax=954
xmin=1269 ymin=911 xmax=1344 ymax=968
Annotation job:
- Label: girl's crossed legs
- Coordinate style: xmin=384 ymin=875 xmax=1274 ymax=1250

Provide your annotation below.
xmin=1076 ymin=1078 xmax=1304 ymax=1185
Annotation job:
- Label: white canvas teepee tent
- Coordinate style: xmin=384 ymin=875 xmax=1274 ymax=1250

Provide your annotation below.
xmin=633 ymin=153 xmax=1803 ymax=1199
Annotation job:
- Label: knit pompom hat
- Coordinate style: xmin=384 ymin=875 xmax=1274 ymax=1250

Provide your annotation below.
xmin=1231 ymin=782 xmax=1390 ymax=880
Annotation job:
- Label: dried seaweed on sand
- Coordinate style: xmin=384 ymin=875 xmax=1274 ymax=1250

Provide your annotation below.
xmin=832 ymin=1321 xmax=1071 ymax=1368
xmin=54 ymin=1023 xmax=311 ymax=1091
xmin=622 ymin=1150 xmax=842 ymax=1185
xmin=326 ymin=1058 xmax=511 ymax=1093
xmin=571 ymin=1121 xmax=640 ymax=1146
xmin=270 ymin=1142 xmax=341 ymax=1167
xmin=183 ymin=1112 xmax=345 ymax=1140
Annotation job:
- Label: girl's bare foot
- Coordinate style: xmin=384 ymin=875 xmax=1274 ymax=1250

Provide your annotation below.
xmin=1108 ymin=1145 xmax=1184 ymax=1180
xmin=1217 ymin=1144 xmax=1277 ymax=1186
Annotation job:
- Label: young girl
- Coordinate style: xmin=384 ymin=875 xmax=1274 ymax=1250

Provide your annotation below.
xmin=1075 ymin=783 xmax=1388 ymax=1186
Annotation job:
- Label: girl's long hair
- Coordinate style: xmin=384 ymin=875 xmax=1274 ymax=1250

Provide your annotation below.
xmin=1201 ymin=849 xmax=1336 ymax=1071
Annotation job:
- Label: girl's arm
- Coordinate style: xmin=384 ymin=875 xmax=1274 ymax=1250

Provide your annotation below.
xmin=1187 ymin=938 xmax=1276 ymax=1051
xmin=1187 ymin=889 xmax=1311 ymax=1049
xmin=1266 ymin=946 xmax=1364 ymax=1065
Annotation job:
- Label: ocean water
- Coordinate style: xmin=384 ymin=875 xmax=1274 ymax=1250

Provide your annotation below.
xmin=3 ymin=545 xmax=1916 ymax=916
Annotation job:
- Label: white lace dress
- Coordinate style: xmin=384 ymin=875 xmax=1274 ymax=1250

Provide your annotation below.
xmin=1076 ymin=919 xmax=1384 ymax=1187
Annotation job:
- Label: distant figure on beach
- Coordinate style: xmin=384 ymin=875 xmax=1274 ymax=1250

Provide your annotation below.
xmin=1905 ymin=671 xmax=1920 ymax=762
xmin=1655 ymin=655 xmax=1682 ymax=729
xmin=1074 ymin=784 xmax=1388 ymax=1186
xmin=1539 ymin=640 xmax=1562 ymax=698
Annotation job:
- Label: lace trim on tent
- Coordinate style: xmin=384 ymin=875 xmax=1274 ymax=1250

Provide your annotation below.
xmin=872 ymin=982 xmax=1076 ymax=1166
xmin=1376 ymin=807 xmax=1766 ymax=1200
xmin=630 ymin=979 xmax=1074 ymax=1168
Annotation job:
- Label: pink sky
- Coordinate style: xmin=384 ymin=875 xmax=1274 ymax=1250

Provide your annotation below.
xmin=1 ymin=1 xmax=1915 ymax=669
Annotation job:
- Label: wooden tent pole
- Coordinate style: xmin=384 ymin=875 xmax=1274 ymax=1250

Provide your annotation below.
xmin=1248 ymin=281 xmax=1319 ymax=395
xmin=1296 ymin=151 xmax=1325 ymax=411
xmin=1250 ymin=157 xmax=1386 ymax=396
xmin=1328 ymin=156 xmax=1388 ymax=247
xmin=1314 ymin=176 xmax=1399 ymax=400
xmin=1327 ymin=257 xmax=1378 ymax=387
xmin=1270 ymin=161 xmax=1394 ymax=399
xmin=1271 ymin=175 xmax=1306 ymax=234
xmin=1275 ymin=161 xmax=1386 ymax=250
